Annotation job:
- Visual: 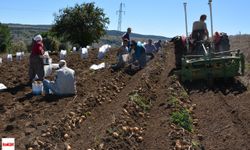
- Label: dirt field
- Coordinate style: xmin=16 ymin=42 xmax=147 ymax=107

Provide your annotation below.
xmin=0 ymin=41 xmax=250 ymax=150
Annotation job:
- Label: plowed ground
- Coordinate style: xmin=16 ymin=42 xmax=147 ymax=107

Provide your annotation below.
xmin=0 ymin=43 xmax=250 ymax=150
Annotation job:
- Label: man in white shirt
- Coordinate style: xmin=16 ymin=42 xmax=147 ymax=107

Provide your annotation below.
xmin=43 ymin=60 xmax=76 ymax=95
xmin=144 ymin=39 xmax=157 ymax=54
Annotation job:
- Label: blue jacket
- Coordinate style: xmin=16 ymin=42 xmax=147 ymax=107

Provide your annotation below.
xmin=131 ymin=42 xmax=146 ymax=68
xmin=134 ymin=42 xmax=145 ymax=60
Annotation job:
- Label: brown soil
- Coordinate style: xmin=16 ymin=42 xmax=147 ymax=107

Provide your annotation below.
xmin=183 ymin=79 xmax=250 ymax=150
xmin=0 ymin=43 xmax=250 ymax=150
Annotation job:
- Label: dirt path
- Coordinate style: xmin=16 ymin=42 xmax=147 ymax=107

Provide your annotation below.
xmin=66 ymin=70 xmax=142 ymax=149
xmin=138 ymin=49 xmax=175 ymax=150
xmin=66 ymin=49 xmax=172 ymax=149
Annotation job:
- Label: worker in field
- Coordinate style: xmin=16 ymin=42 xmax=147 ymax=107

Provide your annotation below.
xmin=154 ymin=40 xmax=162 ymax=52
xmin=129 ymin=40 xmax=146 ymax=70
xmin=122 ymin=27 xmax=132 ymax=48
xmin=191 ymin=14 xmax=209 ymax=55
xmin=111 ymin=38 xmax=129 ymax=71
xmin=213 ymin=31 xmax=221 ymax=52
xmin=170 ymin=36 xmax=188 ymax=69
xmin=213 ymin=31 xmax=230 ymax=53
xmin=145 ymin=39 xmax=157 ymax=54
xmin=192 ymin=14 xmax=209 ymax=41
xmin=29 ymin=34 xmax=45 ymax=83
xmin=144 ymin=39 xmax=157 ymax=61
xmin=43 ymin=60 xmax=76 ymax=95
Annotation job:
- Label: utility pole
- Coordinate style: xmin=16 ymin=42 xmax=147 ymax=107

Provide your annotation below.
xmin=208 ymin=0 xmax=213 ymax=39
xmin=116 ymin=2 xmax=125 ymax=31
xmin=183 ymin=2 xmax=189 ymax=52
xmin=208 ymin=0 xmax=214 ymax=49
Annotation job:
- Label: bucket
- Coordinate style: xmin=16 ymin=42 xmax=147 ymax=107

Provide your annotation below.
xmin=0 ymin=58 xmax=2 ymax=63
xmin=32 ymin=81 xmax=43 ymax=95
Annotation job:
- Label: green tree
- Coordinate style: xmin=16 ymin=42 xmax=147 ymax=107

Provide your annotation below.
xmin=10 ymin=40 xmax=27 ymax=53
xmin=51 ymin=2 xmax=109 ymax=47
xmin=0 ymin=23 xmax=11 ymax=53
xmin=41 ymin=32 xmax=60 ymax=52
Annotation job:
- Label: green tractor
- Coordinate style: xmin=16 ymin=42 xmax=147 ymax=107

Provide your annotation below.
xmin=176 ymin=45 xmax=245 ymax=82
xmin=175 ymin=0 xmax=245 ymax=83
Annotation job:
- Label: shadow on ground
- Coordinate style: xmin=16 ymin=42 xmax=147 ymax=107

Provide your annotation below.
xmin=181 ymin=78 xmax=247 ymax=95
xmin=2 ymin=83 xmax=29 ymax=95
xmin=38 ymin=94 xmax=76 ymax=102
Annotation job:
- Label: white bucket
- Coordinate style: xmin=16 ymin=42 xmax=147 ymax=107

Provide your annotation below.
xmin=32 ymin=81 xmax=43 ymax=95
xmin=7 ymin=54 xmax=13 ymax=62
xmin=0 ymin=58 xmax=2 ymax=63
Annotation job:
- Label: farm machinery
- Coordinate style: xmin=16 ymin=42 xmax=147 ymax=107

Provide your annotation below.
xmin=175 ymin=0 xmax=245 ymax=82
xmin=176 ymin=44 xmax=245 ymax=82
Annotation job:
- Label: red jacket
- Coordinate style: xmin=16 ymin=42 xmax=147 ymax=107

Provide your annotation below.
xmin=31 ymin=41 xmax=44 ymax=56
xmin=213 ymin=33 xmax=221 ymax=45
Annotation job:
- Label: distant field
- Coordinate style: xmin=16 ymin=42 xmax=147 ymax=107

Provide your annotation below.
xmin=4 ymin=23 xmax=250 ymax=58
xmin=230 ymin=35 xmax=250 ymax=61
xmin=6 ymin=23 xmax=169 ymax=48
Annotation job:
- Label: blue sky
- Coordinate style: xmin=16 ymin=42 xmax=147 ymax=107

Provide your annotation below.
xmin=0 ymin=0 xmax=249 ymax=37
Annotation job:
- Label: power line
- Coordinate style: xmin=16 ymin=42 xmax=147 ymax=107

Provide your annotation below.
xmin=116 ymin=2 xmax=125 ymax=31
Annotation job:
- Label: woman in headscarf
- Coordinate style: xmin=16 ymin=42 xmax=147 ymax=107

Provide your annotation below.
xmin=29 ymin=34 xmax=45 ymax=83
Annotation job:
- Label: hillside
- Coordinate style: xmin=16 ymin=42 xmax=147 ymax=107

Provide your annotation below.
xmin=6 ymin=23 xmax=169 ymax=47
